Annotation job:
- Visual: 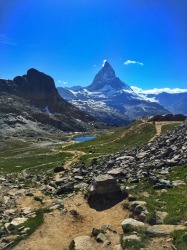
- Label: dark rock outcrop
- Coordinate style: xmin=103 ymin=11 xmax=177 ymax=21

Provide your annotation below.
xmin=148 ymin=114 xmax=186 ymax=122
xmin=0 ymin=69 xmax=100 ymax=135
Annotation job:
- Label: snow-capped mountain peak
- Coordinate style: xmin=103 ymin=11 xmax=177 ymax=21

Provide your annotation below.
xmin=57 ymin=61 xmax=169 ymax=125
xmin=87 ymin=61 xmax=131 ymax=92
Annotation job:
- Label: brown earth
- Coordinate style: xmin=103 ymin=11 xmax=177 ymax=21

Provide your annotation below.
xmin=149 ymin=121 xmax=182 ymax=142
xmin=144 ymin=237 xmax=175 ymax=250
xmin=14 ymin=193 xmax=128 ymax=250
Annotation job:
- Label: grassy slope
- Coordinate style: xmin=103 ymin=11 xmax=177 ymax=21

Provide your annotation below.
xmin=123 ymin=165 xmax=187 ymax=249
xmin=64 ymin=122 xmax=156 ymax=162
xmin=161 ymin=123 xmax=180 ymax=135
xmin=0 ymin=139 xmax=73 ymax=173
xmin=0 ymin=122 xmax=158 ymax=173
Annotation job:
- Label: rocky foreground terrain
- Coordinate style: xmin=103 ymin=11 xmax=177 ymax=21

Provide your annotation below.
xmin=0 ymin=120 xmax=187 ymax=249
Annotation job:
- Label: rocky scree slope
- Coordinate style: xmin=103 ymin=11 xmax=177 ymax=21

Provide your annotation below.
xmin=43 ymin=120 xmax=187 ymax=197
xmin=58 ymin=61 xmax=169 ymax=126
xmin=0 ymin=69 xmax=98 ymax=136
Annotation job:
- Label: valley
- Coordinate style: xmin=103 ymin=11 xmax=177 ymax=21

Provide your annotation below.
xmin=0 ymin=119 xmax=187 ymax=250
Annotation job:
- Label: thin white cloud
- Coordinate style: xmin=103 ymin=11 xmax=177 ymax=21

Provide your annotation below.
xmin=58 ymin=80 xmax=68 ymax=85
xmin=131 ymin=86 xmax=187 ymax=95
xmin=0 ymin=34 xmax=17 ymax=46
xmin=124 ymin=60 xmax=144 ymax=66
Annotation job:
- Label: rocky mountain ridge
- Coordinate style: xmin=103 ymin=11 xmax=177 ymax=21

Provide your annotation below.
xmin=58 ymin=61 xmax=169 ymax=125
xmin=0 ymin=69 xmax=102 ymax=136
xmin=147 ymin=92 xmax=187 ymax=115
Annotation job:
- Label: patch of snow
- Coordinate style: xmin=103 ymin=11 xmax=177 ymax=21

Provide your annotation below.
xmin=140 ymin=95 xmax=158 ymax=103
xmin=102 ymin=59 xmax=107 ymax=67
xmin=97 ymin=85 xmax=116 ymax=96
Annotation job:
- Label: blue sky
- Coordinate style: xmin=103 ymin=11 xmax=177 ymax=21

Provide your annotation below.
xmin=0 ymin=0 xmax=187 ymax=90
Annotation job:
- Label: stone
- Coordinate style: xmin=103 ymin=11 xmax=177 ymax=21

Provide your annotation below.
xmin=10 ymin=217 xmax=28 ymax=226
xmin=107 ymin=168 xmax=125 ymax=176
xmin=149 ymin=178 xmax=173 ymax=189
xmin=0 ymin=178 xmax=6 ymax=182
xmin=155 ymin=211 xmax=168 ymax=224
xmin=116 ymin=155 xmax=135 ymax=161
xmin=113 ymin=245 xmax=123 ymax=250
xmin=89 ymin=174 xmax=121 ymax=195
xmin=127 ymin=194 xmax=137 ymax=202
xmin=20 ymin=227 xmax=30 ymax=234
xmin=55 ymin=182 xmax=74 ymax=195
xmin=96 ymin=232 xmax=107 ymax=243
xmin=146 ymin=224 xmax=186 ymax=236
xmin=172 ymin=180 xmax=186 ymax=187
xmin=73 ymin=235 xmax=96 ymax=250
xmin=122 ymin=234 xmax=141 ymax=246
xmin=74 ymin=176 xmax=84 ymax=181
xmin=2 ymin=234 xmax=17 ymax=243
xmin=136 ymin=152 xmax=148 ymax=159
xmin=21 ymin=207 xmax=33 ymax=216
xmin=129 ymin=201 xmax=147 ymax=214
xmin=3 ymin=209 xmax=16 ymax=216
xmin=121 ymin=218 xmax=145 ymax=233
xmin=55 ymin=178 xmax=66 ymax=185
xmin=53 ymin=166 xmax=65 ymax=173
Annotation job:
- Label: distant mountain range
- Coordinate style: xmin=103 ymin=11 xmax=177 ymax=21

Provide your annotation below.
xmin=146 ymin=92 xmax=187 ymax=115
xmin=1 ymin=63 xmax=185 ymax=137
xmin=0 ymin=69 xmax=100 ymax=137
xmin=58 ymin=61 xmax=169 ymax=125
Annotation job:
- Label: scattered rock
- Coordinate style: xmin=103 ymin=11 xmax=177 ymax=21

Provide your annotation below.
xmin=53 ymin=166 xmax=65 ymax=173
xmin=155 ymin=211 xmax=168 ymax=224
xmin=96 ymin=232 xmax=107 ymax=243
xmin=146 ymin=224 xmax=186 ymax=236
xmin=121 ymin=218 xmax=146 ymax=233
xmin=73 ymin=236 xmax=96 ymax=250
xmin=55 ymin=182 xmax=74 ymax=195
xmin=122 ymin=234 xmax=141 ymax=247
xmin=172 ymin=180 xmax=186 ymax=187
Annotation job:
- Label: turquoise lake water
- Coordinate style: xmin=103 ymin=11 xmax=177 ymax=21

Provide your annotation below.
xmin=74 ymin=136 xmax=96 ymax=142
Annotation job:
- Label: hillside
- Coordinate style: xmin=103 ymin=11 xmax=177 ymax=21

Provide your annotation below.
xmin=147 ymin=92 xmax=187 ymax=115
xmin=0 ymin=69 xmax=103 ymax=137
xmin=0 ymin=118 xmax=187 ymax=249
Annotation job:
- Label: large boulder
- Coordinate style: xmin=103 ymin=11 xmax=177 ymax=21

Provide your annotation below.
xmin=121 ymin=218 xmax=146 ymax=233
xmin=88 ymin=175 xmax=127 ymax=211
xmin=89 ymin=174 xmax=121 ymax=195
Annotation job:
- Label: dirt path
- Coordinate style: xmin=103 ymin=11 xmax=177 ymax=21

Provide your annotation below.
xmin=62 ymin=150 xmax=86 ymax=169
xmin=14 ymin=194 xmax=128 ymax=250
xmin=149 ymin=121 xmax=182 ymax=142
